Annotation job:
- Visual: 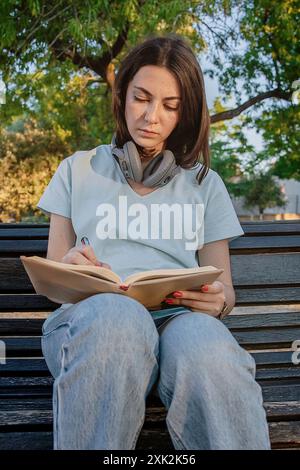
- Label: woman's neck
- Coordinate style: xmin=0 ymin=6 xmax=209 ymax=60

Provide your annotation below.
xmin=139 ymin=147 xmax=163 ymax=171
xmin=141 ymin=155 xmax=156 ymax=171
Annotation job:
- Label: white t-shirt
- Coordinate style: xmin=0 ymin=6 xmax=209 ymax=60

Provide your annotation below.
xmin=37 ymin=144 xmax=244 ymax=310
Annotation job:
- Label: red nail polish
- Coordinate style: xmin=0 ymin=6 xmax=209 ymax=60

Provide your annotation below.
xmin=165 ymin=299 xmax=174 ymax=304
xmin=120 ymin=285 xmax=129 ymax=291
xmin=173 ymin=291 xmax=182 ymax=298
xmin=202 ymin=285 xmax=209 ymax=292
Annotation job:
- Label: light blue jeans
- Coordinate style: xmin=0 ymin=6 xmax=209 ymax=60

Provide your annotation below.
xmin=41 ymin=293 xmax=271 ymax=450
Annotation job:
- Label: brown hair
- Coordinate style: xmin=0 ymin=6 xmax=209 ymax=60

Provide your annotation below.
xmin=112 ymin=33 xmax=210 ymax=184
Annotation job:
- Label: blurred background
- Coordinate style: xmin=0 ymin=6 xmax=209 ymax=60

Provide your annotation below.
xmin=0 ymin=0 xmax=299 ymax=223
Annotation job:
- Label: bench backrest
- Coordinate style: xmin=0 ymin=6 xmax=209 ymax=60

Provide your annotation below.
xmin=0 ymin=221 xmax=299 ymax=305
xmin=0 ymin=221 xmax=299 ymax=450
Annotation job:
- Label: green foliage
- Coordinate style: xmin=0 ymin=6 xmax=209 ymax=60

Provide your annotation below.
xmin=207 ymin=0 xmax=300 ymax=179
xmin=0 ymin=0 xmax=298 ymax=220
xmin=239 ymin=171 xmax=287 ymax=216
xmin=210 ymin=98 xmax=254 ymax=195
xmin=0 ymin=120 xmax=70 ymax=222
xmin=251 ymin=104 xmax=300 ymax=180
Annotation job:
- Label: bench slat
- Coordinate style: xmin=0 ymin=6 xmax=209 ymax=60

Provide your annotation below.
xmin=0 ymin=398 xmax=299 ymax=424
xmin=1 ymin=325 xmax=300 ymax=354
xmin=232 ymin=327 xmax=300 ymax=347
xmin=0 ymin=358 xmax=48 ymax=372
xmin=1 ymin=311 xmax=300 ymax=334
xmin=235 ymin=287 xmax=300 ymax=304
xmin=137 ymin=421 xmax=300 ymax=449
xmin=0 ymin=367 xmax=299 ymax=389
xmin=256 ymin=368 xmax=300 ymax=380
xmin=224 ymin=312 xmax=300 ymax=328
xmin=1 ymin=421 xmax=299 ymax=450
xmin=0 ymin=410 xmax=52 ymax=426
xmin=0 ymin=252 xmax=300 ymax=290
xmin=0 ymin=377 xmax=53 ymax=387
xmin=265 ymin=401 xmax=300 ymax=419
xmin=1 ymin=290 xmax=300 ymax=311
xmin=0 ymin=228 xmax=49 ymax=239
xmin=143 ymin=400 xmax=300 ymax=423
xmin=269 ymin=421 xmax=300 ymax=447
xmin=0 ymin=398 xmax=51 ymax=410
xmin=233 ymin=236 xmax=300 ymax=251
xmin=1 ymin=221 xmax=299 ymax=235
xmin=0 ymin=241 xmax=47 ymax=254
xmin=231 ymin=253 xmax=300 ymax=285
xmin=0 ymin=351 xmax=295 ymax=374
xmin=1 ymin=235 xmax=300 ymax=252
xmin=0 ymin=295 xmax=58 ymax=311
xmin=0 ymin=432 xmax=53 ymax=450
xmin=261 ymin=384 xmax=300 ymax=402
xmin=239 ymin=222 xmax=300 ymax=235
xmin=0 ymin=381 xmax=299 ymax=403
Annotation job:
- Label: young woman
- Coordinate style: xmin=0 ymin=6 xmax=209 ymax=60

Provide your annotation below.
xmin=37 ymin=35 xmax=270 ymax=450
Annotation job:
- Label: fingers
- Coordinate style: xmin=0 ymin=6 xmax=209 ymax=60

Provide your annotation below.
xmin=164 ymin=297 xmax=222 ymax=316
xmin=170 ymin=282 xmax=223 ymax=300
xmin=65 ymin=246 xmax=111 ymax=269
xmin=200 ymin=281 xmax=223 ymax=294
xmin=166 ymin=298 xmax=213 ymax=313
xmin=172 ymin=290 xmax=212 ymax=302
xmin=69 ymin=250 xmax=96 ymax=266
xmin=79 ymin=246 xmax=112 ymax=269
xmin=78 ymin=246 xmax=100 ymax=265
xmin=163 ymin=281 xmax=225 ymax=317
xmin=100 ymin=262 xmax=112 ymax=270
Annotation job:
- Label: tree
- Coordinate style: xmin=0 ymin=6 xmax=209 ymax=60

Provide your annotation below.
xmin=240 ymin=171 xmax=287 ymax=219
xmin=205 ymin=0 xmax=300 ymax=179
xmin=0 ymin=1 xmax=298 ymax=127
xmin=0 ymin=0 xmax=299 ymax=220
xmin=0 ymin=120 xmax=69 ymax=222
xmin=210 ymin=98 xmax=252 ymax=194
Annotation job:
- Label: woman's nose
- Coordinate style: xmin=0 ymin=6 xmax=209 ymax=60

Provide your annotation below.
xmin=144 ymin=103 xmax=159 ymax=123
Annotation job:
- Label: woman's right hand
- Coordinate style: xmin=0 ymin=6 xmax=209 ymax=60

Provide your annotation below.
xmin=61 ymin=246 xmax=112 ymax=269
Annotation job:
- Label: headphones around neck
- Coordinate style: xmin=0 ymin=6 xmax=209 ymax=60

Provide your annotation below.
xmin=111 ymin=134 xmax=180 ymax=188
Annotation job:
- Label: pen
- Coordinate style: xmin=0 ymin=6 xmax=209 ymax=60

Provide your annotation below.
xmin=81 ymin=236 xmax=90 ymax=246
xmin=81 ymin=236 xmax=104 ymax=268
xmin=81 ymin=236 xmax=124 ymax=287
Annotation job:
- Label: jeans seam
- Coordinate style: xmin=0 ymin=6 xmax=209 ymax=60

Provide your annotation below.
xmin=53 ymin=327 xmax=71 ymax=449
xmin=166 ymin=419 xmax=186 ymax=450
xmin=157 ymin=378 xmax=173 ymax=402
xmin=131 ymin=417 xmax=146 ymax=450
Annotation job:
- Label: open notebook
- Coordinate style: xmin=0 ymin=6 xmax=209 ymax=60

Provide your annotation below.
xmin=20 ymin=255 xmax=224 ymax=310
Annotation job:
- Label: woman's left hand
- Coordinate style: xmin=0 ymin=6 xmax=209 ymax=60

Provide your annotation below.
xmin=163 ymin=281 xmax=226 ymax=317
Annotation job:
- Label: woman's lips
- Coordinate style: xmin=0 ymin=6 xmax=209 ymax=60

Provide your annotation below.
xmin=138 ymin=129 xmax=158 ymax=135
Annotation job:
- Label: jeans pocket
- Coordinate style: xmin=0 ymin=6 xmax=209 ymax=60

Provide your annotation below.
xmin=42 ymin=305 xmax=76 ymax=336
xmin=41 ymin=324 xmax=70 ymax=379
xmin=41 ymin=306 xmax=77 ymax=378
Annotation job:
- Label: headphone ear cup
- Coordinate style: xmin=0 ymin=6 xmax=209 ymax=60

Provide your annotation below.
xmin=123 ymin=141 xmax=143 ymax=182
xmin=143 ymin=150 xmax=177 ymax=187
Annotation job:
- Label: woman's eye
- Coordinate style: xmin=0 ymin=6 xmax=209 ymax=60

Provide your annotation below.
xmin=133 ymin=96 xmax=178 ymax=111
xmin=134 ymin=96 xmax=148 ymax=102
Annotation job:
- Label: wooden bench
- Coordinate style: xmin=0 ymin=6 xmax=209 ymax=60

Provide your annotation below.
xmin=0 ymin=221 xmax=299 ymax=450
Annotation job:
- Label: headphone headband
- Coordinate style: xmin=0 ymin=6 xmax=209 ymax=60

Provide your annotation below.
xmin=111 ymin=134 xmax=180 ymax=188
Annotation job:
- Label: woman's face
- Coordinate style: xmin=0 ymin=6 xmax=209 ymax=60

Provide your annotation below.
xmin=125 ymin=65 xmax=181 ymax=155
